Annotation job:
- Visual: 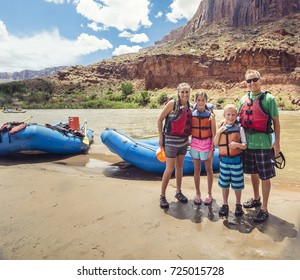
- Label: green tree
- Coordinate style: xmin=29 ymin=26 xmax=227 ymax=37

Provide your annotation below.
xmin=121 ymin=82 xmax=134 ymax=99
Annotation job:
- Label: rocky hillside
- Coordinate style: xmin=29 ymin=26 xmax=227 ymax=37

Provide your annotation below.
xmin=14 ymin=0 xmax=300 ymax=109
xmin=159 ymin=0 xmax=300 ymax=43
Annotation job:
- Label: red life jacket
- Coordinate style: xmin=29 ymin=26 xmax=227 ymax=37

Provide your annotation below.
xmin=164 ymin=99 xmax=192 ymax=137
xmin=0 ymin=121 xmax=27 ymax=143
xmin=0 ymin=122 xmax=27 ymax=134
xmin=239 ymin=92 xmax=273 ymax=133
xmin=219 ymin=124 xmax=241 ymax=157
xmin=191 ymin=109 xmax=212 ymax=139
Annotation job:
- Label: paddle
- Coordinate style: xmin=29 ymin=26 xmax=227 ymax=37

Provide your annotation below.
xmin=134 ymin=134 xmax=159 ymax=139
xmin=22 ymin=116 xmax=33 ymax=122
xmin=82 ymin=118 xmax=89 ymax=145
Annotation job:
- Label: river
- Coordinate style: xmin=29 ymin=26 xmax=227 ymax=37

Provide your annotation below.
xmin=1 ymin=109 xmax=299 ymax=189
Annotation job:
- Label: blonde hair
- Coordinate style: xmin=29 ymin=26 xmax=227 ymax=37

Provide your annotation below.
xmin=223 ymin=104 xmax=237 ymax=113
xmin=245 ymin=69 xmax=261 ymax=79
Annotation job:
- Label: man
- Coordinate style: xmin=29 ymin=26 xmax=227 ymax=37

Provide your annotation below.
xmin=238 ymin=70 xmax=280 ymax=223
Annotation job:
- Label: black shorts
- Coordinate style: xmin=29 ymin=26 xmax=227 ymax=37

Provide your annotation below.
xmin=164 ymin=144 xmax=188 ymax=158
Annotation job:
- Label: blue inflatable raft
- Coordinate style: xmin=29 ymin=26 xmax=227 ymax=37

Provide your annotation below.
xmin=0 ymin=121 xmax=94 ymax=156
xmin=100 ymin=128 xmax=220 ymax=175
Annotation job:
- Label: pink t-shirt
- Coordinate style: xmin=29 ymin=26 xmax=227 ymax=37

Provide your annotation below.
xmin=190 ymin=137 xmax=212 ymax=152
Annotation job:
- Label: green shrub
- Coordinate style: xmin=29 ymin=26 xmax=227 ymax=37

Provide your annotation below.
xmin=149 ymin=100 xmax=158 ymax=108
xmin=157 ymin=92 xmax=168 ymax=105
xmin=121 ymin=82 xmax=134 ymax=99
xmin=126 ymin=91 xmax=150 ymax=106
xmin=217 ymin=97 xmax=225 ymax=104
xmin=106 ymin=92 xmax=123 ymax=101
xmin=284 ymin=103 xmax=297 ymax=111
xmin=140 ymin=91 xmax=150 ymax=106
xmin=25 ymin=91 xmax=50 ymax=103
xmin=89 ymin=94 xmax=97 ymax=100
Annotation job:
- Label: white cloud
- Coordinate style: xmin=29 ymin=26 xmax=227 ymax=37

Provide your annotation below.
xmin=118 ymin=31 xmax=149 ymax=43
xmin=87 ymin=22 xmax=104 ymax=31
xmin=119 ymin=31 xmax=132 ymax=38
xmin=166 ymin=0 xmax=200 ymax=23
xmin=0 ymin=22 xmax=112 ymax=72
xmin=75 ymin=33 xmax=113 ymax=54
xmin=129 ymin=33 xmax=149 ymax=43
xmin=75 ymin=0 xmax=152 ymax=31
xmin=155 ymin=11 xmax=163 ymax=18
xmin=112 ymin=45 xmax=142 ymax=56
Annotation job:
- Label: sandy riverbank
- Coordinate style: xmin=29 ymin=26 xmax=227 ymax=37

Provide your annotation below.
xmin=0 ymin=151 xmax=299 ymax=260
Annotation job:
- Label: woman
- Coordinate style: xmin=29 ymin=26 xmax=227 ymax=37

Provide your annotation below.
xmin=157 ymin=83 xmax=192 ymax=209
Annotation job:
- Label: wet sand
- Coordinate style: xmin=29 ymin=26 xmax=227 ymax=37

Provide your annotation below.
xmin=0 ymin=150 xmax=300 ymax=260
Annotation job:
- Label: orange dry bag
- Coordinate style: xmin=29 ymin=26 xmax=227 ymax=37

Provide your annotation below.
xmin=156 ymin=147 xmax=166 ymax=162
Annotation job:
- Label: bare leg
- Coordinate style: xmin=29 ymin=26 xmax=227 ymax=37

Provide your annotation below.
xmin=175 ymin=154 xmax=185 ymax=193
xmin=193 ymin=158 xmax=201 ymax=197
xmin=235 ymin=190 xmax=242 ymax=205
xmin=161 ymin=157 xmax=175 ymax=197
xmin=204 ymin=158 xmax=213 ymax=198
xmin=261 ymin=179 xmax=271 ymax=211
xmin=222 ymin=188 xmax=230 ymax=205
xmin=251 ymin=173 xmax=260 ymax=200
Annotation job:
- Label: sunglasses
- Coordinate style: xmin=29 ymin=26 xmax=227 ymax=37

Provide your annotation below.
xmin=246 ymin=77 xmax=260 ymax=83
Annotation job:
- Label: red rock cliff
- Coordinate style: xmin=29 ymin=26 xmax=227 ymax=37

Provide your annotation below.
xmin=94 ymin=47 xmax=298 ymax=90
xmin=159 ymin=0 xmax=300 ymax=43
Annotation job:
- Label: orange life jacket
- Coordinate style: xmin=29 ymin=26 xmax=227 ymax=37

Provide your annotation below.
xmin=191 ymin=109 xmax=212 ymax=139
xmin=219 ymin=124 xmax=241 ymax=157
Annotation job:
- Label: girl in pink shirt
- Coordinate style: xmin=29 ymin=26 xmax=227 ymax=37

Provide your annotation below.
xmin=190 ymin=92 xmax=216 ymax=206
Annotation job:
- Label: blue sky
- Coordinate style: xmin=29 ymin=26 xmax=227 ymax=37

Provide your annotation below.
xmin=0 ymin=0 xmax=201 ymax=72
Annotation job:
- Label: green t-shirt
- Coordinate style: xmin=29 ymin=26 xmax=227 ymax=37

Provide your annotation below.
xmin=238 ymin=91 xmax=279 ymax=149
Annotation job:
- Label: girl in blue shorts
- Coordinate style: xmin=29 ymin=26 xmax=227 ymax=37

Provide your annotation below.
xmin=190 ymin=92 xmax=216 ymax=206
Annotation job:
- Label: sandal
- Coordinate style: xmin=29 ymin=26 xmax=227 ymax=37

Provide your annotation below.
xmin=160 ymin=195 xmax=169 ymax=209
xmin=204 ymin=196 xmax=213 ymax=206
xmin=234 ymin=204 xmax=244 ymax=216
xmin=219 ymin=204 xmax=229 ymax=217
xmin=193 ymin=195 xmax=202 ymax=206
xmin=175 ymin=191 xmax=188 ymax=203
xmin=253 ymin=209 xmax=269 ymax=223
xmin=243 ymin=197 xmax=261 ymax=208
